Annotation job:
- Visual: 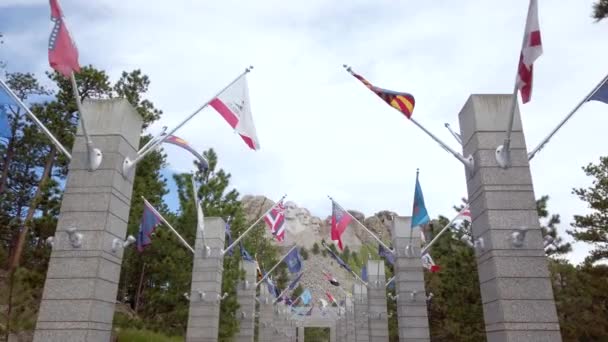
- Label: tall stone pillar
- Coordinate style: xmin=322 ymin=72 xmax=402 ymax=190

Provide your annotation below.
xmin=392 ymin=217 xmax=431 ymax=341
xmin=458 ymin=94 xmax=562 ymax=341
xmin=367 ymin=260 xmax=389 ymax=342
xmin=337 ymin=314 xmax=346 ymax=342
xmin=235 ymin=261 xmax=257 ymax=342
xmin=186 ymin=217 xmax=226 ymax=342
xmin=258 ymin=286 xmax=274 ymax=342
xmin=298 ymin=326 xmax=305 ymax=342
xmin=33 ymin=99 xmax=142 ymax=342
xmin=345 ymin=297 xmax=355 ymax=342
xmin=353 ymin=283 xmax=370 ymax=342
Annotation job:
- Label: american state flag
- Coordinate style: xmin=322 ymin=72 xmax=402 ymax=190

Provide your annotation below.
xmin=264 ymin=201 xmax=286 ymax=242
xmin=351 ymin=71 xmax=415 ymax=119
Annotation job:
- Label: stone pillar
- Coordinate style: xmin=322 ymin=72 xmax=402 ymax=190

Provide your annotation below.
xmin=235 ymin=261 xmax=257 ymax=342
xmin=186 ymin=217 xmax=226 ymax=342
xmin=33 ymin=99 xmax=142 ymax=342
xmin=346 ymin=298 xmax=355 ymax=342
xmin=353 ymin=283 xmax=370 ymax=342
xmin=298 ymin=326 xmax=305 ymax=342
xmin=458 ymin=94 xmax=562 ymax=341
xmin=367 ymin=260 xmax=389 ymax=342
xmin=336 ymin=315 xmax=345 ymax=342
xmin=258 ymin=286 xmax=274 ymax=342
xmin=392 ymin=217 xmax=431 ymax=341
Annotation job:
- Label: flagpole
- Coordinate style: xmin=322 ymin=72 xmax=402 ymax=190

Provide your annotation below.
xmin=191 ymin=174 xmax=205 ymax=246
xmin=70 ymin=72 xmax=102 ymax=171
xmin=123 ymin=66 xmax=253 ymax=176
xmin=342 ymin=65 xmax=474 ymax=171
xmin=256 ymin=244 xmax=298 ymax=287
xmin=420 ymin=204 xmax=470 ymax=255
xmin=321 ymin=243 xmax=368 ymax=287
xmin=141 ymin=197 xmax=195 ymax=254
xmin=273 ymin=272 xmax=304 ymax=304
xmin=222 ymin=194 xmax=287 ymax=254
xmin=527 ymin=73 xmax=608 ymax=161
xmin=385 ymin=275 xmax=395 ymax=288
xmin=328 ymin=195 xmax=394 ymax=254
xmin=0 ymin=79 xmax=71 ymax=160
xmin=137 ymin=126 xmax=167 ymax=155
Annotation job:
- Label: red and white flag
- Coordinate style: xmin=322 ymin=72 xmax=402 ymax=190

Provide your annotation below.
xmin=210 ymin=74 xmax=260 ymax=150
xmin=516 ymin=0 xmax=543 ymax=103
xmin=458 ymin=207 xmax=472 ymax=223
xmin=48 ymin=0 xmax=80 ymax=78
xmin=264 ymin=201 xmax=286 ymax=242
xmin=325 ymin=291 xmax=336 ymax=305
xmin=421 ymin=252 xmax=440 ymax=273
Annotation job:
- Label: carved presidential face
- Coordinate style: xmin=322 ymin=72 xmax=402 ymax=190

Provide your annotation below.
xmin=284 ymin=201 xmax=298 ymax=220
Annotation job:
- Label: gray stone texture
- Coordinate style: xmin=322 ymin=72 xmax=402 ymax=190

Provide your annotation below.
xmin=458 ymin=94 xmax=562 ymax=342
xmin=345 ymin=297 xmax=355 ymax=342
xmin=186 ymin=217 xmax=226 ymax=342
xmin=235 ymin=261 xmax=257 ymax=342
xmin=33 ymin=99 xmax=143 ymax=342
xmin=367 ymin=260 xmax=389 ymax=342
xmin=353 ymin=283 xmax=370 ymax=342
xmin=258 ymin=286 xmax=275 ymax=342
xmin=391 ymin=217 xmax=431 ymax=341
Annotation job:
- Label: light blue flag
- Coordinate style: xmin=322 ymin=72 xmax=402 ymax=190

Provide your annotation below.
xmin=411 ymin=172 xmax=430 ymax=228
xmin=300 ymin=289 xmax=312 ymax=305
xmin=0 ymin=82 xmax=17 ymax=139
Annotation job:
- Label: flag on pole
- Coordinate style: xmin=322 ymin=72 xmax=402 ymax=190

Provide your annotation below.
xmin=300 ymin=289 xmax=312 ymax=305
xmin=284 ymin=247 xmax=302 ymax=273
xmin=325 ymin=291 xmax=336 ymax=305
xmin=136 ymin=201 xmax=163 ymax=252
xmin=322 ymin=241 xmax=353 ymax=273
xmin=588 ymin=78 xmax=608 ymax=104
xmin=458 ymin=207 xmax=472 ymax=223
xmin=331 ymin=201 xmax=352 ymax=251
xmin=264 ymin=201 xmax=286 ymax=242
xmin=164 ymin=135 xmax=209 ymax=171
xmin=516 ymin=0 xmax=543 ymax=104
xmin=412 ymin=172 xmax=430 ymax=228
xmin=378 ymin=244 xmax=395 ymax=265
xmin=421 ymin=252 xmax=440 ymax=273
xmin=0 ymin=85 xmax=16 ymax=140
xmin=323 ymin=271 xmax=340 ymax=286
xmin=361 ymin=264 xmax=368 ymax=282
xmin=288 ymin=272 xmax=303 ymax=290
xmin=319 ymin=298 xmax=328 ymax=309
xmin=48 ymin=0 xmax=80 ymax=78
xmin=350 ymin=71 xmax=415 ymax=119
xmin=239 ymin=241 xmax=253 ymax=262
xmin=209 ymin=74 xmax=260 ymax=150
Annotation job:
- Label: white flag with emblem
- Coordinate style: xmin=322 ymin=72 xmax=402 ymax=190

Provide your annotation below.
xmin=210 ymin=74 xmax=260 ymax=150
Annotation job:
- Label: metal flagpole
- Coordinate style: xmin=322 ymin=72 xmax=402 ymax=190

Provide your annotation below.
xmin=191 ymin=174 xmax=205 ymax=246
xmin=137 ymin=126 xmax=167 ymax=155
xmin=123 ymin=66 xmax=253 ymax=176
xmin=528 ymin=73 xmax=608 ymax=161
xmin=222 ymin=194 xmax=287 ymax=254
xmin=328 ymin=195 xmax=393 ymax=254
xmin=342 ymin=65 xmax=474 ymax=171
xmin=444 ymin=123 xmax=462 ymax=145
xmin=0 ymin=79 xmax=72 ymax=160
xmin=70 ymin=72 xmax=102 ymax=171
xmin=256 ymin=244 xmax=298 ymax=287
xmin=420 ymin=204 xmax=470 ymax=255
xmin=321 ymin=242 xmax=368 ymax=287
xmin=141 ymin=197 xmax=195 ymax=254
xmin=385 ymin=275 xmax=395 ymax=288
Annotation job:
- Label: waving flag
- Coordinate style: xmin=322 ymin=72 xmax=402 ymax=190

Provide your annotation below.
xmin=350 ymin=71 xmax=415 ymax=119
xmin=136 ymin=201 xmax=163 ymax=252
xmin=378 ymin=244 xmax=395 ymax=266
xmin=322 ymin=241 xmax=353 ymax=273
xmin=239 ymin=241 xmax=253 ymax=262
xmin=323 ymin=271 xmax=340 ymax=286
xmin=458 ymin=207 xmax=472 ymax=223
xmin=300 ymin=289 xmax=312 ymax=305
xmin=164 ymin=135 xmax=209 ymax=170
xmin=264 ymin=201 xmax=286 ymax=242
xmin=331 ymin=201 xmax=352 ymax=251
xmin=516 ymin=0 xmax=543 ymax=103
xmin=288 ymin=273 xmax=303 ymax=290
xmin=325 ymin=291 xmax=336 ymax=305
xmin=412 ymin=172 xmax=430 ymax=228
xmin=284 ymin=247 xmax=302 ymax=273
xmin=589 ymin=77 xmax=608 ymax=104
xmin=210 ymin=74 xmax=260 ymax=150
xmin=361 ymin=264 xmax=368 ymax=282
xmin=0 ymin=84 xmax=17 ymax=140
xmin=48 ymin=0 xmax=80 ymax=78
xmin=421 ymin=252 xmax=440 ymax=273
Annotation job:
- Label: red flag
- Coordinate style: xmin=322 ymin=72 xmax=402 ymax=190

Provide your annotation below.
xmin=331 ymin=201 xmax=352 ymax=251
xmin=516 ymin=0 xmax=542 ymax=103
xmin=48 ymin=0 xmax=80 ymax=78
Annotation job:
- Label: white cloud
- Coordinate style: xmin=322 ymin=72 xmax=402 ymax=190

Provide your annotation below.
xmin=3 ymin=0 xmax=608 ymax=264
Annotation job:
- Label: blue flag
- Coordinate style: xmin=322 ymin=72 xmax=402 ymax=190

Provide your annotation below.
xmin=284 ymin=247 xmax=302 ymax=273
xmin=300 ymin=289 xmax=312 ymax=305
xmin=589 ymin=78 xmax=608 ymax=104
xmin=288 ymin=272 xmax=303 ymax=290
xmin=412 ymin=172 xmax=430 ymax=227
xmin=0 ymin=82 xmax=17 ymax=139
xmin=322 ymin=241 xmax=353 ymax=273
xmin=361 ymin=264 xmax=368 ymax=282
xmin=378 ymin=244 xmax=395 ymax=265
xmin=239 ymin=241 xmax=253 ymax=262
xmin=136 ymin=201 xmax=163 ymax=252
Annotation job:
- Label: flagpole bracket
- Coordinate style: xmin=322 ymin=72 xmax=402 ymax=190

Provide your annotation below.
xmin=496 ymin=143 xmax=511 ymax=169
xmin=122 ymin=156 xmax=135 ymax=179
xmin=87 ymin=146 xmax=103 ymax=171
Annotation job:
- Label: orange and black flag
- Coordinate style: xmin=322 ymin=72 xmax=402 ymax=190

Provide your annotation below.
xmin=346 ymin=67 xmax=415 ymax=119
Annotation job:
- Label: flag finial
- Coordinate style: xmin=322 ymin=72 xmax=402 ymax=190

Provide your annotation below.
xmin=416 ymin=168 xmax=420 ymax=176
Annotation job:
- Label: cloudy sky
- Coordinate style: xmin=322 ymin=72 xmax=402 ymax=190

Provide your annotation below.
xmin=1 ymin=0 xmax=607 ymax=264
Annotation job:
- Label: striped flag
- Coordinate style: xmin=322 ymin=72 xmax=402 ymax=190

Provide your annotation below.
xmin=516 ymin=0 xmax=543 ymax=103
xmin=458 ymin=207 xmax=472 ymax=223
xmin=48 ymin=0 xmax=80 ymax=78
xmin=164 ymin=135 xmax=208 ymax=170
xmin=136 ymin=201 xmax=163 ymax=252
xmin=351 ymin=71 xmax=415 ymax=119
xmin=331 ymin=201 xmax=352 ymax=251
xmin=264 ymin=201 xmax=286 ymax=242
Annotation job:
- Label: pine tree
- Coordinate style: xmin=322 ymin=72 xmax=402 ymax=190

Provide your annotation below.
xmin=593 ymin=0 xmax=608 ymax=21
xmin=536 ymin=195 xmax=571 ymax=257
xmin=569 ymin=156 xmax=608 ymax=263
